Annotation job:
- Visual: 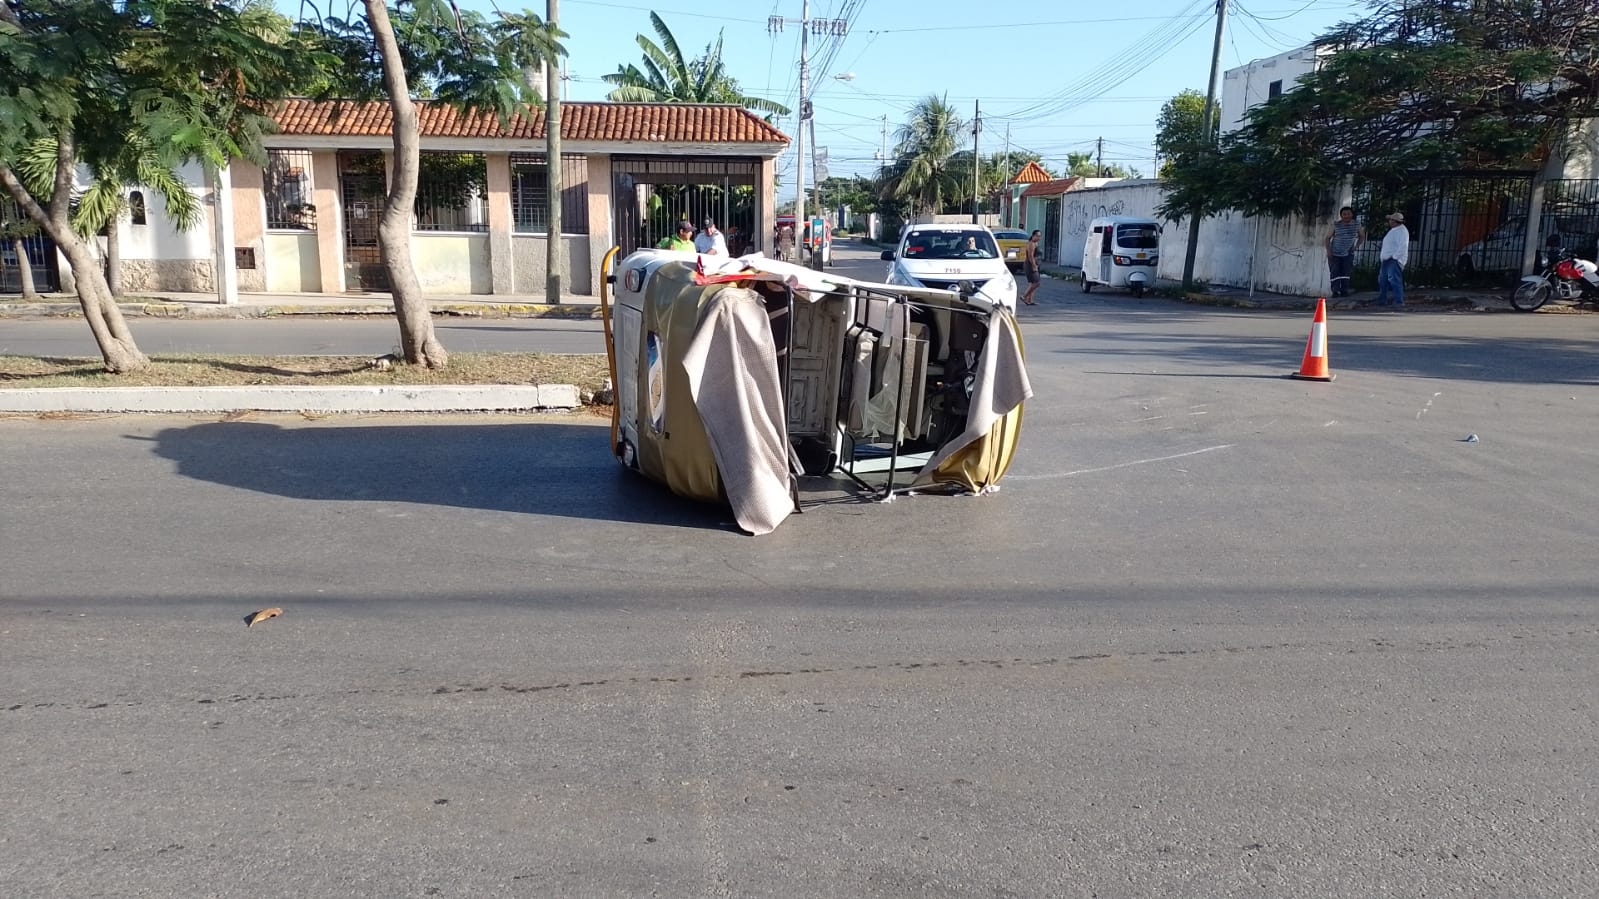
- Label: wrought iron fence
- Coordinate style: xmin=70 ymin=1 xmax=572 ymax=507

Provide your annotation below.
xmin=510 ymin=154 xmax=589 ymax=234
xmin=1351 ymin=172 xmax=1540 ymax=287
xmin=0 ymin=198 xmax=58 ymax=293
xmin=414 ymin=153 xmax=488 ymax=232
xmin=611 ymin=157 xmax=761 ymax=256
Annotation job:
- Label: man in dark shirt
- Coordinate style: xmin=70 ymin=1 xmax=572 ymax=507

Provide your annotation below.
xmin=1325 ymin=206 xmax=1366 ymax=298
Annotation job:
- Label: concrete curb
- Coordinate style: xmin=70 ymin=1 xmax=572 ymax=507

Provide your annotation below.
xmin=0 ymin=384 xmax=584 ymax=414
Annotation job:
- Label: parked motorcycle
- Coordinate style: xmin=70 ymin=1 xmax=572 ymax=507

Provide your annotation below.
xmin=1511 ymin=248 xmax=1599 ymax=311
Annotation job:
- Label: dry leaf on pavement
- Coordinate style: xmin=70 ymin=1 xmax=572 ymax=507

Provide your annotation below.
xmin=244 ymin=607 xmax=284 ymax=627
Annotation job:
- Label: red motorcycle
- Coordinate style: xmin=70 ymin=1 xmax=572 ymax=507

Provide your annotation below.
xmin=1512 ymin=249 xmax=1599 ymax=311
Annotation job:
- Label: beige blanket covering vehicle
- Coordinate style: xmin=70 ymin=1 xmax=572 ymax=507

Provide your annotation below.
xmin=601 ymin=249 xmax=1031 ymax=534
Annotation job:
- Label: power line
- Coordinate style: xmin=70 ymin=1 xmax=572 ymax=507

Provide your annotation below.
xmin=990 ymin=0 xmax=1217 ymax=123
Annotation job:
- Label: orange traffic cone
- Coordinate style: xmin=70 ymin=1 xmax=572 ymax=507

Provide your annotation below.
xmin=1290 ymin=298 xmax=1335 ymax=381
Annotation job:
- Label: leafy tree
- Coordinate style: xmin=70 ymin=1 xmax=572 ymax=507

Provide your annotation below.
xmin=604 ymin=12 xmax=789 ymax=116
xmin=878 ymin=94 xmax=964 ymax=217
xmin=1154 ymin=88 xmax=1211 ymax=180
xmin=0 ymin=0 xmax=321 ymax=372
xmin=1066 ymin=151 xmax=1135 ymax=179
xmin=299 ymin=0 xmax=565 ymax=368
xmin=1160 ymin=0 xmax=1599 ymax=221
xmin=815 ymin=176 xmax=876 ymax=216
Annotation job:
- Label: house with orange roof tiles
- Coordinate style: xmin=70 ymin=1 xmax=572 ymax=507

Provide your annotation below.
xmin=36 ymin=100 xmax=788 ymax=302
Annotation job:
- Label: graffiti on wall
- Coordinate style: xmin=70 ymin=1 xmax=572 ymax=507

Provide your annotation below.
xmin=1065 ymin=198 xmax=1128 ymax=238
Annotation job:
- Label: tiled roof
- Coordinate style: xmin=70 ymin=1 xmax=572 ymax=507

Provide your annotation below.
xmin=1011 ymin=161 xmax=1051 ymax=184
xmin=1021 ymin=176 xmax=1081 ymax=198
xmin=269 ymin=99 xmax=790 ymax=145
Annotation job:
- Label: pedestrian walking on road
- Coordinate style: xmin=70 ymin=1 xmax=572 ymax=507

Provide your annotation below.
xmin=1376 ymin=212 xmax=1409 ymax=307
xmin=1021 ymin=230 xmax=1042 ymax=305
xmin=1325 ymin=206 xmax=1365 ymax=298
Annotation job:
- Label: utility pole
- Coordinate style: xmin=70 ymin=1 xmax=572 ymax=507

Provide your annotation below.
xmin=769 ymin=7 xmax=848 ymax=267
xmin=971 ymin=99 xmax=981 ymax=225
xmin=1002 ymin=124 xmax=1011 ymax=225
xmin=545 ymin=0 xmax=562 ymax=304
xmin=1096 ymin=136 xmax=1104 ymax=177
xmin=1182 ymin=0 xmax=1229 ymax=288
xmin=876 ymin=115 xmax=888 ymax=164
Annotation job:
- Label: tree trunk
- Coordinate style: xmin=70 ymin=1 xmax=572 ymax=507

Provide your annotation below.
xmin=364 ymin=0 xmax=449 ymax=369
xmin=0 ymin=151 xmax=147 ymax=372
xmin=105 ymin=214 xmax=124 ymax=297
xmin=12 ymin=236 xmax=39 ymax=300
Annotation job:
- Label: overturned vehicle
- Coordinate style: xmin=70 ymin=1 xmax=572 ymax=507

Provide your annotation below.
xmin=599 ymin=249 xmax=1032 ymax=535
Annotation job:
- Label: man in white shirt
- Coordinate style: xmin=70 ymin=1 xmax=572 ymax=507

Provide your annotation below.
xmin=1376 ymin=211 xmax=1409 ymax=307
xmin=694 ymin=218 xmax=728 ymax=255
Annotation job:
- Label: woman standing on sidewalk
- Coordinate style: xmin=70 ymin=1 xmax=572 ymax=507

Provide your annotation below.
xmin=1021 ymin=230 xmax=1042 ymax=305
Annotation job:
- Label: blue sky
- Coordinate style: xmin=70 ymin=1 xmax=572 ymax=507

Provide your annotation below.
xmin=461 ymin=0 xmax=1369 ymax=193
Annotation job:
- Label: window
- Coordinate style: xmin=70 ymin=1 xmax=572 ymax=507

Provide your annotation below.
xmin=128 ymin=191 xmax=147 ymax=225
xmin=511 ymin=154 xmax=589 ymax=234
xmin=415 ymin=153 xmax=487 ymax=232
xmin=901 ymin=229 xmax=998 ymax=260
xmin=264 ymin=149 xmax=316 ymax=230
xmin=1115 ymin=224 xmax=1160 ymax=249
xmin=1268 ymin=80 xmax=1283 ymax=99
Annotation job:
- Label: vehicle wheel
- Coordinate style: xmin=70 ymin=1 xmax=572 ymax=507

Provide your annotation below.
xmin=1131 ymin=283 xmax=1145 ymax=298
xmin=1510 ymin=281 xmax=1550 ymax=312
xmin=1457 ymin=254 xmax=1476 ymax=275
xmin=1081 ymin=272 xmax=1092 ymax=293
xmin=618 ymin=438 xmax=640 ymax=470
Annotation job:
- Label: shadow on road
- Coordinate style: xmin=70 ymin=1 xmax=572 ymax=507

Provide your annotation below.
xmin=144 ymin=420 xmax=748 ymax=532
xmin=1056 ymin=329 xmax=1599 ymax=385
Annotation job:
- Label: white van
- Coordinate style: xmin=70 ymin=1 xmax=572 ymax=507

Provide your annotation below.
xmin=879 ymin=223 xmax=1018 ymax=309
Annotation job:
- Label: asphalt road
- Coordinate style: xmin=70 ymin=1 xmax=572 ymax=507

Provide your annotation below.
xmin=4 ymin=243 xmax=1599 ymax=896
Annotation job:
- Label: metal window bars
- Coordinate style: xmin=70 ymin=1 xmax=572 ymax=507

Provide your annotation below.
xmin=510 ymin=154 xmax=590 ymax=234
xmin=414 ymin=153 xmax=488 ymax=233
xmin=264 ymin=149 xmax=316 ymax=231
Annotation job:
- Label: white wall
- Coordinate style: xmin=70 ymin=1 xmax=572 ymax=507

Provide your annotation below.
xmin=413 ymin=233 xmax=492 ymax=294
xmin=1058 ymin=180 xmax=1166 ymax=268
xmin=264 ymin=233 xmax=322 ymax=293
xmin=1221 ymin=45 xmax=1322 ymax=135
xmin=1054 ymin=178 xmax=1336 ymax=296
xmin=116 ymin=159 xmax=214 ymax=263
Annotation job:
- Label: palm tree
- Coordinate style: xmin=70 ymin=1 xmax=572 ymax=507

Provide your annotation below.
xmin=17 ymin=136 xmax=201 ymax=297
xmin=880 ymin=95 xmax=964 ymax=218
xmin=604 ymin=12 xmax=789 ymax=116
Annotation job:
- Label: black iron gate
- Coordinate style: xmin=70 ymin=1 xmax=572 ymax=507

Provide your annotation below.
xmin=1 ymin=199 xmax=60 ymax=294
xmin=0 ymin=231 xmax=59 ymax=294
xmin=612 ymin=157 xmax=760 ymax=257
xmin=339 ymin=151 xmax=390 ymax=293
xmin=1042 ymin=197 xmax=1062 ymax=264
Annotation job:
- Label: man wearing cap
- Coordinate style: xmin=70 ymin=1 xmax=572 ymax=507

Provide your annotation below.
xmin=694 ymin=218 xmax=728 ymax=255
xmin=657 ymin=220 xmax=696 ymax=252
xmin=1376 ymin=211 xmax=1409 ymax=307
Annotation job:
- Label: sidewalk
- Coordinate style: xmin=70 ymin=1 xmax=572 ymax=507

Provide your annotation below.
xmin=0 ymin=289 xmax=605 ymax=320
xmin=0 ymin=289 xmax=602 ymax=414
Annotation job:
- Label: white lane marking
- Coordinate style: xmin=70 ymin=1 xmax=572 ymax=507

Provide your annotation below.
xmin=1009 ymin=444 xmax=1235 ymax=481
xmin=1417 ymin=391 xmax=1442 ymax=420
